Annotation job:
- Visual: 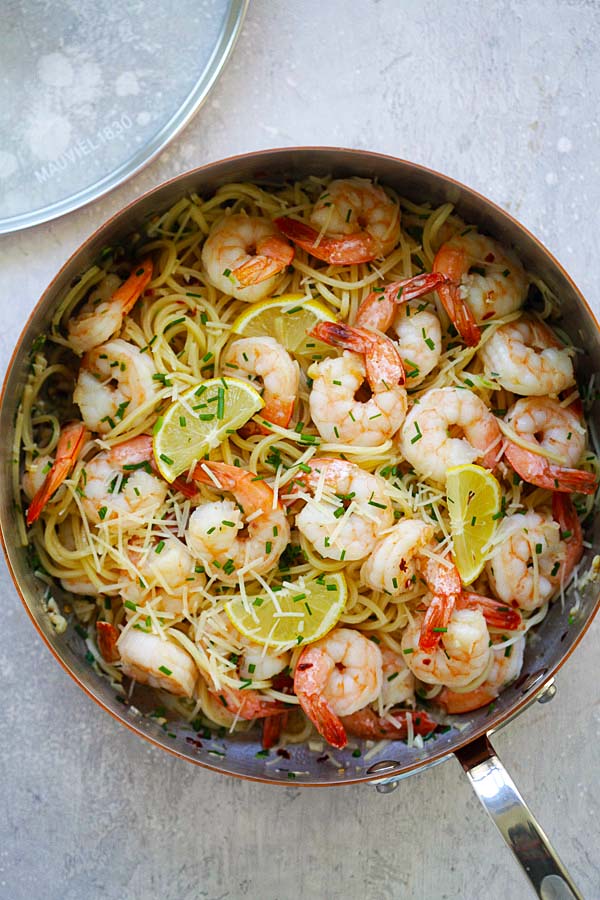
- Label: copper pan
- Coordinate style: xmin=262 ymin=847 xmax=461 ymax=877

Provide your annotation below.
xmin=1 ymin=148 xmax=598 ymax=899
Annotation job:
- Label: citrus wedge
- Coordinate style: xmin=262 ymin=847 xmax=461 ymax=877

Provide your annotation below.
xmin=153 ymin=377 xmax=263 ymax=481
xmin=230 ymin=293 xmax=336 ymax=357
xmin=446 ymin=464 xmax=502 ymax=585
xmin=225 ymin=572 xmax=347 ymax=651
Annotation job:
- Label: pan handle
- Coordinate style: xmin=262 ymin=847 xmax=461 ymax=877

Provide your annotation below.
xmin=455 ymin=735 xmax=582 ymax=899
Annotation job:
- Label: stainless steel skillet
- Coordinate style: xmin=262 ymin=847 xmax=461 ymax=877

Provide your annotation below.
xmin=1 ymin=148 xmax=598 ymax=899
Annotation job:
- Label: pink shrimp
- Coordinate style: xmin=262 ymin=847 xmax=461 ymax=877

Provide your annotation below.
xmin=354 ymin=272 xmax=449 ymax=331
xmin=503 ymin=397 xmax=597 ymax=495
xmin=275 ymin=178 xmax=401 ymax=265
xmin=433 ymin=244 xmax=482 ymax=347
xmin=187 ymin=461 xmax=290 ymax=579
xmin=261 ymin=712 xmax=289 ymax=749
xmin=341 ymin=707 xmax=438 ymax=741
xmin=210 ymin=685 xmax=284 ymax=720
xmin=96 ymin=621 xmax=120 ymax=663
xmin=437 ymin=634 xmax=525 ymax=714
xmin=311 ymin=320 xmax=406 ymax=386
xmin=68 ymin=258 xmax=153 ymax=353
xmin=418 ymin=556 xmax=464 ymax=652
xmin=26 ymin=421 xmax=89 ymax=525
xmin=293 ymin=627 xmax=383 ymax=749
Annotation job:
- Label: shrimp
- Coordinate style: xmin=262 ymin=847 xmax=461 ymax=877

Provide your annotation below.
xmin=503 ymin=397 xmax=596 ymax=494
xmin=359 ymin=518 xmax=463 ymax=651
xmin=81 ymin=435 xmax=168 ymax=525
xmin=187 ymin=461 xmax=290 ymax=581
xmin=486 ymin=497 xmax=582 ymax=611
xmin=122 ymin=536 xmax=201 ymax=614
xmin=73 ymin=338 xmax=158 ymax=434
xmin=117 ymin=629 xmax=198 ymax=697
xmin=341 ymin=707 xmax=438 ymax=741
xmin=294 ymin=627 xmax=383 ymax=748
xmin=210 ymin=684 xmax=284 ymax=720
xmin=402 ymin=608 xmax=492 ymax=689
xmin=293 ymin=457 xmax=394 ymax=561
xmin=433 ymin=231 xmax=528 ymax=346
xmin=222 ymin=336 xmax=299 ymax=431
xmin=354 ymin=275 xmax=447 ymax=386
xmin=391 ymin=299 xmax=443 ymax=386
xmin=275 ymin=178 xmax=401 ymax=264
xmin=354 ymin=272 xmax=448 ymax=332
xmin=479 ymin=314 xmax=575 ymax=396
xmin=380 ymin=645 xmax=417 ymax=709
xmin=25 ymin=421 xmax=88 ymax=525
xmin=360 ymin=519 xmax=435 ymax=595
xmin=96 ymin=621 xmax=120 ymax=663
xmin=199 ymin=610 xmax=289 ymax=719
xmin=201 ymin=214 xmax=294 ymax=302
xmin=399 ymin=386 xmax=502 ymax=484
xmin=67 ymin=259 xmax=153 ymax=354
xmin=437 ymin=634 xmax=525 ymax=714
xmin=308 ymin=322 xmax=407 ymax=446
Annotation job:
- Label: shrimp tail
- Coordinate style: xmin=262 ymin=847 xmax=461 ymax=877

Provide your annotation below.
xmin=552 ymin=493 xmax=584 ymax=575
xmin=356 ymin=273 xmax=450 ymax=331
xmin=261 ymin=712 xmax=288 ymax=749
xmin=432 ymin=244 xmax=481 ymax=346
xmin=274 ymin=216 xmax=378 ymax=265
xmin=418 ymin=594 xmax=456 ymax=652
xmin=505 ymin=442 xmax=597 ymax=495
xmin=311 ymin=321 xmax=405 ymax=386
xmin=114 ymin=257 xmax=154 ymax=314
xmin=297 ymin=690 xmax=348 ymax=749
xmin=191 ymin=460 xmax=239 ymax=491
xmin=96 ymin=621 xmax=120 ymax=663
xmin=293 ymin=655 xmax=348 ymax=749
xmin=26 ymin=421 xmax=88 ymax=525
xmin=418 ymin=556 xmax=462 ymax=651
xmin=233 ymin=235 xmax=294 ymax=286
xmin=341 ymin=707 xmax=438 ymax=740
xmin=459 ymin=592 xmax=522 ymax=631
xmin=436 ymin=279 xmax=481 ymax=346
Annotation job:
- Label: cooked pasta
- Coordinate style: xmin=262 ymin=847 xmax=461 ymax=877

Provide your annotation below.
xmin=16 ymin=175 xmax=598 ymax=751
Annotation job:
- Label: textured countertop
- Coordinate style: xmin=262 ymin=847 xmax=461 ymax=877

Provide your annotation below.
xmin=1 ymin=2 xmax=599 ymax=898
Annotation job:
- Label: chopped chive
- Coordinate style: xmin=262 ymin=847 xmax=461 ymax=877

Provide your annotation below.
xmin=410 ymin=422 xmax=422 ymax=444
xmin=158 ymin=665 xmax=173 ymax=676
xmin=155 ymin=540 xmax=165 ymax=554
xmin=159 ymin=453 xmax=174 ymax=465
xmin=124 ymin=600 xmax=137 ymax=611
xmin=98 ymin=506 xmax=108 ymax=520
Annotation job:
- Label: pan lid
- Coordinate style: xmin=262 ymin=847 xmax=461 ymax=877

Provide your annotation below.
xmin=0 ymin=0 xmax=247 ymax=235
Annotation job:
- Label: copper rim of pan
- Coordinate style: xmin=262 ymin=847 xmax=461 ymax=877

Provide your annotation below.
xmin=2 ymin=146 xmax=599 ymax=786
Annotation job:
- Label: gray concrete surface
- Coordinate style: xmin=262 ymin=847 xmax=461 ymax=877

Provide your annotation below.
xmin=1 ymin=2 xmax=599 ymax=898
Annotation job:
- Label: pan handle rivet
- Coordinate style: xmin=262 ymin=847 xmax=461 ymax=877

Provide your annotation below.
xmin=536 ymin=678 xmax=557 ymax=704
xmin=366 ymin=760 xmax=401 ymax=793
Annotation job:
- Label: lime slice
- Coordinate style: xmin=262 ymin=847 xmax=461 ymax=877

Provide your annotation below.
xmin=230 ymin=293 xmax=336 ymax=357
xmin=153 ymin=377 xmax=263 ymax=481
xmin=225 ymin=572 xmax=347 ymax=651
xmin=446 ymin=464 xmax=501 ymax=585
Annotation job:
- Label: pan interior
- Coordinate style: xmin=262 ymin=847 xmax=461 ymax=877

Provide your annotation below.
xmin=2 ymin=148 xmax=599 ymax=785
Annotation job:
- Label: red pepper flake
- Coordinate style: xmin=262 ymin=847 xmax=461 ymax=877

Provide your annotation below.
xmin=297 ymin=662 xmax=313 ymax=671
xmin=422 ymin=658 xmax=431 ymax=666
xmin=186 ymin=737 xmax=203 ymax=749
xmin=482 ymin=310 xmax=496 ymax=320
xmin=276 ymin=748 xmax=291 ymax=759
xmin=485 ymin=253 xmax=495 ymax=262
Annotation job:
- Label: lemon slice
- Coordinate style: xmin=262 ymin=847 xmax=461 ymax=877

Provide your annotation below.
xmin=153 ymin=377 xmax=263 ymax=481
xmin=225 ymin=572 xmax=347 ymax=651
xmin=230 ymin=293 xmax=336 ymax=357
xmin=446 ymin=464 xmax=501 ymax=585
